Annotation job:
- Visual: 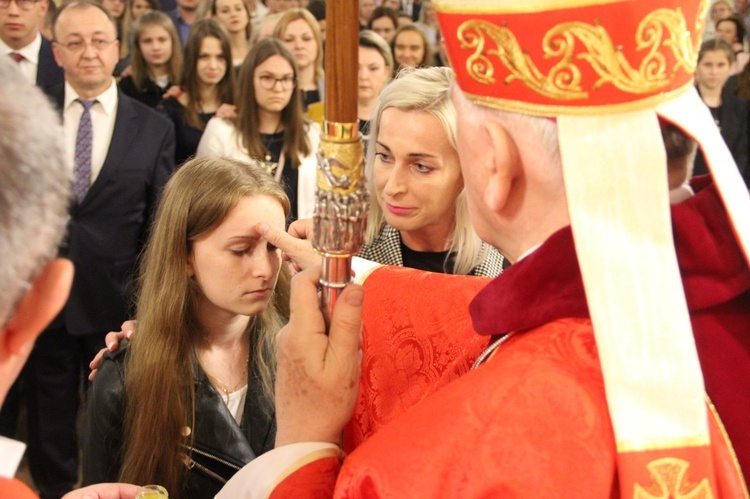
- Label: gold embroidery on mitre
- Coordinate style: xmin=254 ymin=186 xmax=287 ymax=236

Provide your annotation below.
xmin=458 ymin=7 xmax=701 ymax=100
xmin=633 ymin=458 xmax=714 ymax=499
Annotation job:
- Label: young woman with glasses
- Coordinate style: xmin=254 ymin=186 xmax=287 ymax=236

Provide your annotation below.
xmin=196 ymin=38 xmax=319 ymax=221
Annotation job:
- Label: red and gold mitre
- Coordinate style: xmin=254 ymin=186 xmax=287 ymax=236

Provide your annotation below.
xmin=437 ymin=0 xmax=750 ymax=496
xmin=436 ymin=0 xmax=707 ymax=115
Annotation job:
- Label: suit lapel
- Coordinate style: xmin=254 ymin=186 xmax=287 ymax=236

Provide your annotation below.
xmin=36 ymin=38 xmax=63 ymax=89
xmin=82 ymin=92 xmax=138 ymax=203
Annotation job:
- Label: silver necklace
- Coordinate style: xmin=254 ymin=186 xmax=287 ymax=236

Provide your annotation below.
xmin=471 ymin=332 xmax=517 ymax=370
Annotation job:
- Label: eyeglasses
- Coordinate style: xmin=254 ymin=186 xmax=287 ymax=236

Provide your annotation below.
xmin=54 ymin=38 xmax=116 ymax=53
xmin=257 ymin=74 xmax=296 ymax=90
xmin=0 ymin=0 xmax=41 ymax=10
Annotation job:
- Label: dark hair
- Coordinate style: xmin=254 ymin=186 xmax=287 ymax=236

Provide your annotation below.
xmin=698 ymin=38 xmax=736 ymax=64
xmin=717 ymin=15 xmax=746 ymax=46
xmin=130 ymin=0 xmax=161 ymax=13
xmin=181 ymin=19 xmax=235 ymax=130
xmin=236 ymin=38 xmax=311 ymax=165
xmin=368 ymin=6 xmax=398 ymax=31
xmin=306 ymin=0 xmax=325 ymax=21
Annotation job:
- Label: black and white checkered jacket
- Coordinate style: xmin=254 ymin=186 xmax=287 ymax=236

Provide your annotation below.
xmin=358 ymin=224 xmax=504 ymax=277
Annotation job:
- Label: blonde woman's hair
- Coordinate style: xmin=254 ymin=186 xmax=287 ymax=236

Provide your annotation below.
xmin=119 ymin=157 xmax=290 ymax=495
xmin=272 ymin=8 xmax=324 ymax=83
xmin=364 ymin=66 xmax=486 ymax=275
xmin=129 ymin=11 xmax=183 ymax=91
xmin=359 ymin=29 xmax=394 ymax=75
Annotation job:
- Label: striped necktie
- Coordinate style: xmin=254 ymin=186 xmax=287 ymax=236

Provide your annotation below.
xmin=73 ymin=99 xmax=96 ymax=203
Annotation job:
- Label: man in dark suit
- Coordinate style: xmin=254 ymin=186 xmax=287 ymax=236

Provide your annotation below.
xmin=21 ymin=2 xmax=175 ymax=497
xmin=0 ymin=0 xmax=62 ymax=88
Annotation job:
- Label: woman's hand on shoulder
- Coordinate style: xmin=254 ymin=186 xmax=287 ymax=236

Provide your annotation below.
xmin=214 ymin=103 xmax=238 ymax=120
xmin=161 ymin=85 xmax=183 ymax=100
xmin=88 ymin=320 xmax=136 ymax=380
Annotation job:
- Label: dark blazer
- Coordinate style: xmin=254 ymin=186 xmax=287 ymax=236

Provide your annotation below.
xmin=694 ymin=85 xmax=750 ymax=186
xmin=44 ymin=84 xmax=176 ymax=336
xmin=83 ymin=342 xmax=276 ymax=498
xmin=36 ymin=37 xmax=64 ymax=89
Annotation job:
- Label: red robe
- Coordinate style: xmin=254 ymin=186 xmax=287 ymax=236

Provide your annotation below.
xmin=272 ymin=178 xmax=750 ymax=497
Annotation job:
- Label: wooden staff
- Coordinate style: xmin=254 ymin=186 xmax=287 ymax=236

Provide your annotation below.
xmin=312 ymin=0 xmax=368 ymax=314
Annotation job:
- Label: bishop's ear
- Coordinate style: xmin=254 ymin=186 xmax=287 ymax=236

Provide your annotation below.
xmin=482 ymin=120 xmax=521 ymax=214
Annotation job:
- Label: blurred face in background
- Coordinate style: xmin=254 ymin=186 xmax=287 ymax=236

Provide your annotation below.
xmin=358 ymin=45 xmax=389 ymax=103
xmin=101 ymin=0 xmax=125 ymax=19
xmin=716 ymin=19 xmax=739 ymax=44
xmin=0 ymin=0 xmax=48 ymax=49
xmin=696 ymin=49 xmax=732 ymax=91
xmin=393 ymin=29 xmax=424 ymax=68
xmin=711 ymin=1 xmax=733 ymax=24
xmin=214 ymin=0 xmax=248 ymax=35
xmin=370 ymin=15 xmax=396 ymax=43
xmin=196 ymin=36 xmax=227 ymax=85
xmin=138 ymin=24 xmax=172 ymax=68
xmin=130 ymin=0 xmax=152 ymax=19
xmin=280 ymin=18 xmax=317 ymax=72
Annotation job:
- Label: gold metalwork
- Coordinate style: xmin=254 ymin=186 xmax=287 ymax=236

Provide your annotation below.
xmin=312 ymin=120 xmax=368 ymax=256
xmin=633 ymin=458 xmax=714 ymax=499
xmin=458 ymin=6 xmax=700 ymax=100
xmin=463 ymin=81 xmax=693 ymax=117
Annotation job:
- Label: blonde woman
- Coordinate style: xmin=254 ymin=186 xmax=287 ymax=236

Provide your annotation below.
xmin=273 ymin=8 xmax=324 ymax=109
xmin=362 ymin=67 xmax=504 ymax=275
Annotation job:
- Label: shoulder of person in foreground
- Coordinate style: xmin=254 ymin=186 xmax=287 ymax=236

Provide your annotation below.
xmin=82 ymin=341 xmax=130 ymax=486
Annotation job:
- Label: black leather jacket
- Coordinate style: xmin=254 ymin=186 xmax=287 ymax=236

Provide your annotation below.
xmin=82 ymin=342 xmax=276 ymax=498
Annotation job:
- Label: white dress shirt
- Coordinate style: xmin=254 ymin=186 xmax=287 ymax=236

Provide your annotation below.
xmin=0 ymin=436 xmax=26 ymax=478
xmin=63 ymin=79 xmax=119 ymax=183
xmin=0 ymin=32 xmax=41 ymax=85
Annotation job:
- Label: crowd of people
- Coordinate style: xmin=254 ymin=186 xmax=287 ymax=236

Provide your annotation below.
xmin=698 ymin=0 xmax=750 ymax=185
xmin=0 ymin=0 xmax=748 ymax=498
xmin=0 ymin=0 xmax=485 ymax=497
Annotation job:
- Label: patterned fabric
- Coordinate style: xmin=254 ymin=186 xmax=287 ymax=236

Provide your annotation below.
xmin=73 ymin=99 xmax=95 ymax=203
xmin=358 ymin=224 xmax=504 ymax=277
xmin=343 ymin=267 xmax=492 ymax=452
xmin=8 ymin=52 xmax=24 ymax=63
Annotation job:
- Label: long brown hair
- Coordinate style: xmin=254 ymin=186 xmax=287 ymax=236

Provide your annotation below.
xmin=129 ymin=11 xmax=182 ymax=91
xmin=235 ymin=38 xmax=312 ymax=165
xmin=181 ymin=19 xmax=235 ymax=130
xmin=119 ymin=157 xmax=291 ymax=495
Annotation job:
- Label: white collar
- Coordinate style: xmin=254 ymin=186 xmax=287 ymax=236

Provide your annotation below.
xmin=0 ymin=32 xmax=42 ymax=64
xmin=0 ymin=436 xmax=26 ymax=478
xmin=63 ymin=78 xmax=119 ymax=116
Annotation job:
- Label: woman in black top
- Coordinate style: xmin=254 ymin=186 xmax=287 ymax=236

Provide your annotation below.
xmin=158 ymin=19 xmax=234 ymax=167
xmin=694 ymin=39 xmax=749 ymax=186
xmin=119 ymin=11 xmax=182 ymax=108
